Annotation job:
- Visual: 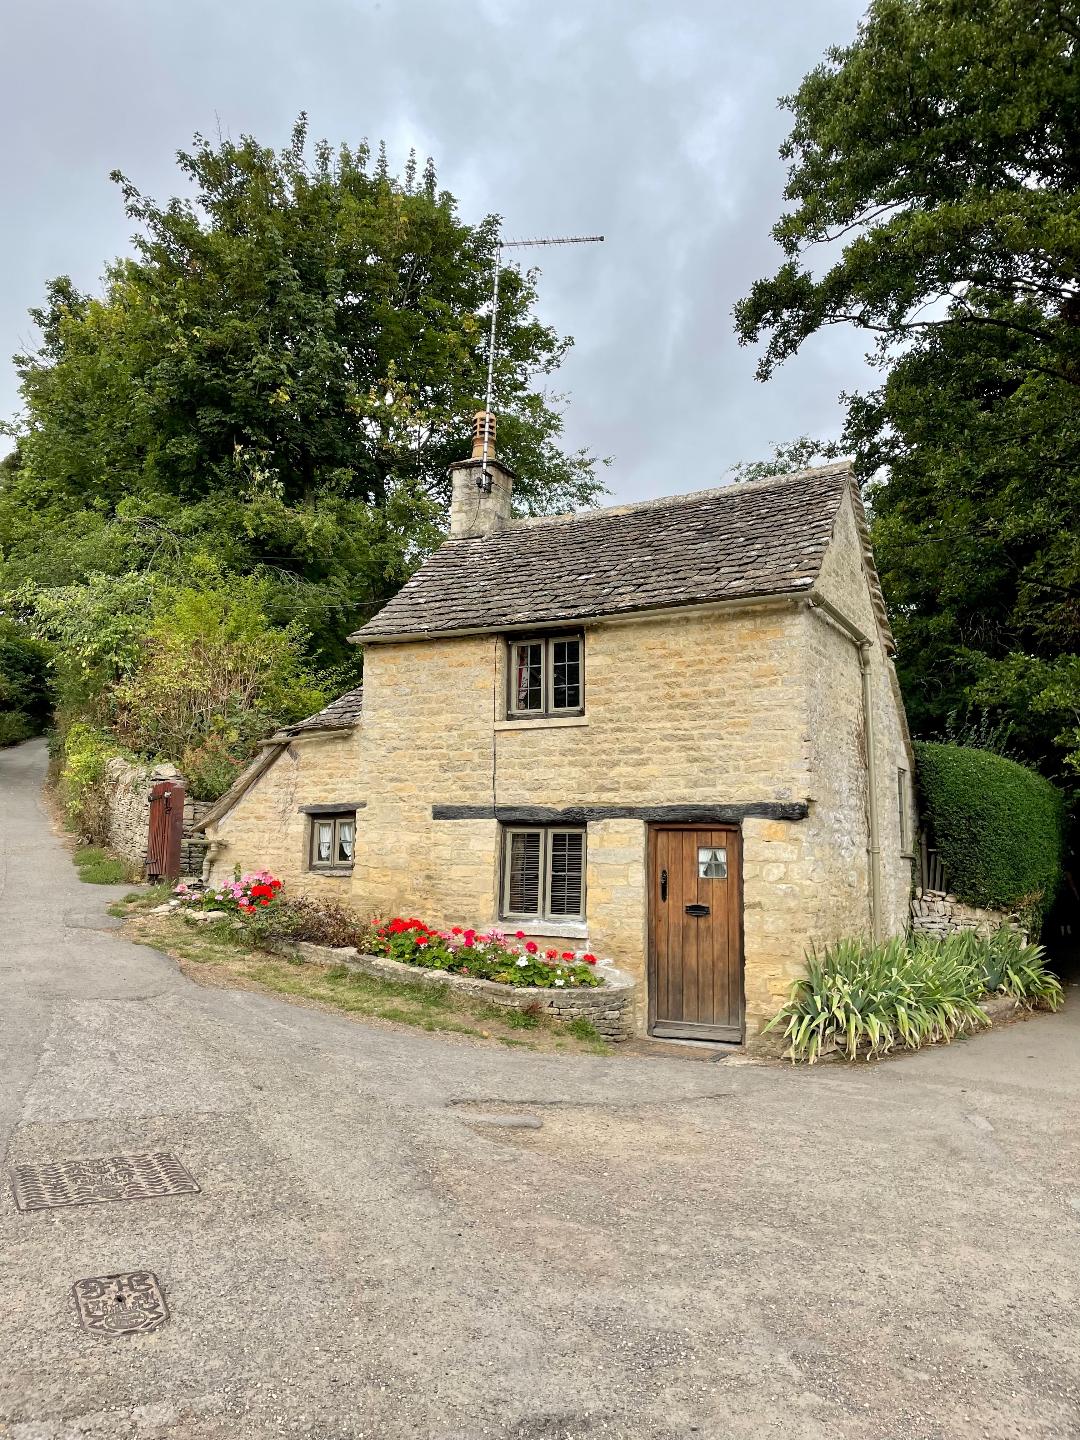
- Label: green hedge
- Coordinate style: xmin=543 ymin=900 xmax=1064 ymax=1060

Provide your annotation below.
xmin=914 ymin=741 xmax=1064 ymax=918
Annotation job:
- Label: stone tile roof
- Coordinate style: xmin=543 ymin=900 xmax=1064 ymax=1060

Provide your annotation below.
xmin=280 ymin=686 xmax=364 ymax=736
xmin=351 ymin=464 xmax=855 ymax=642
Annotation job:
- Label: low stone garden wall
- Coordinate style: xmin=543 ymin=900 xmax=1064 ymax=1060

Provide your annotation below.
xmin=910 ymin=887 xmax=1025 ymax=941
xmin=102 ymin=757 xmax=209 ymax=878
xmin=294 ymin=942 xmax=636 ymax=1041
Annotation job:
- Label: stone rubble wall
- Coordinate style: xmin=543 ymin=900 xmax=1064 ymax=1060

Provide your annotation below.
xmin=910 ymin=887 xmax=1023 ymax=940
xmin=102 ymin=755 xmax=208 ymax=878
xmin=294 ymin=942 xmax=636 ymax=1041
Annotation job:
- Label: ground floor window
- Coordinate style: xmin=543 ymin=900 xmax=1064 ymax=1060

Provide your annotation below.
xmin=502 ymin=826 xmax=586 ymax=922
xmin=309 ymin=812 xmax=356 ymax=871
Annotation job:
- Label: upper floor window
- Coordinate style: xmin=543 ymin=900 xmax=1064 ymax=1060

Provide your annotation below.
xmin=508 ymin=633 xmax=583 ymax=718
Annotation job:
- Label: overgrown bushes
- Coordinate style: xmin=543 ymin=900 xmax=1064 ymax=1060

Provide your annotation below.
xmin=55 ymin=723 xmax=129 ymax=842
xmin=915 ymin=741 xmax=1064 ymax=922
xmin=0 ymin=619 xmax=53 ymax=746
xmin=767 ymin=930 xmax=1063 ymax=1063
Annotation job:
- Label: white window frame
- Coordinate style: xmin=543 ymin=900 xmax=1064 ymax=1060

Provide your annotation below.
xmin=501 ymin=826 xmax=586 ymax=922
xmin=507 ymin=633 xmax=584 ymax=719
xmin=309 ymin=812 xmax=356 ymax=871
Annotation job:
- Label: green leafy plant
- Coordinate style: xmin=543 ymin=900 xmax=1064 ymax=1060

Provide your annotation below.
xmin=916 ymin=741 xmax=1065 ymax=925
xmin=56 ymin=722 xmax=129 ymax=841
xmin=768 ymin=929 xmax=1062 ymax=1064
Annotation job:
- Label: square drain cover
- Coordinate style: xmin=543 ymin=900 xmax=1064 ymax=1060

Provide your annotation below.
xmin=73 ymin=1271 xmax=169 ymax=1338
xmin=11 ymin=1152 xmax=199 ymax=1212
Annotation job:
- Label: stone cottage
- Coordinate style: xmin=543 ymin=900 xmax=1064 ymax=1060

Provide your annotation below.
xmin=198 ymin=415 xmax=915 ymax=1042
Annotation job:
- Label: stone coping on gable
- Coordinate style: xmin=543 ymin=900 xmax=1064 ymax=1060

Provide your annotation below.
xmin=293 ymin=942 xmax=635 ymax=1041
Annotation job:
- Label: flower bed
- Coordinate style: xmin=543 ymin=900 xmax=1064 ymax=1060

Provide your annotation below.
xmin=369 ymin=917 xmax=605 ymax=989
xmin=293 ymin=942 xmax=636 ymax=1041
xmin=176 ymin=869 xmax=282 ymax=914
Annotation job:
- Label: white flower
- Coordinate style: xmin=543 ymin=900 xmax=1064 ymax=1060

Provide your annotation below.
xmin=516 ymin=957 xmax=528 ymax=968
xmin=554 ymin=978 xmax=565 ymax=987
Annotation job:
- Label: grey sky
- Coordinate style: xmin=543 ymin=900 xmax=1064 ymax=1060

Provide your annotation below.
xmin=0 ymin=0 xmax=870 ymax=503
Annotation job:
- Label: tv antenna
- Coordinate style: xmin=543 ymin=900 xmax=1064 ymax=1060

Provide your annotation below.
xmin=479 ymin=232 xmax=605 ymax=489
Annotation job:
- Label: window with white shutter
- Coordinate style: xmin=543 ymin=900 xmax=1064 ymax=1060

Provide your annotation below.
xmin=502 ymin=826 xmax=586 ymax=922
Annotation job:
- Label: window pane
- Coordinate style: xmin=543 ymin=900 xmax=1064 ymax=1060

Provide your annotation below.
xmin=315 ymin=822 xmax=333 ymax=864
xmin=697 ymin=846 xmax=727 ymax=880
xmin=551 ymin=638 xmax=581 ymax=710
xmin=513 ymin=642 xmax=543 ymax=711
xmin=549 ymin=831 xmax=584 ymax=916
xmin=336 ymin=819 xmax=355 ymax=864
xmin=508 ymin=832 xmax=542 ymax=913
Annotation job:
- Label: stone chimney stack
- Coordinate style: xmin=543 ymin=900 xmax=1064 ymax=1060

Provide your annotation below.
xmin=449 ymin=411 xmax=514 ymax=539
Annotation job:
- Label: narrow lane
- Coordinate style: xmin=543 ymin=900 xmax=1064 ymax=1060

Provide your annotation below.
xmin=2 ymin=738 xmax=1079 ymax=1439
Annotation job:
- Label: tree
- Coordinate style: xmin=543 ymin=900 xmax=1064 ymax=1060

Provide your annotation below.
xmin=735 ymin=0 xmax=1080 ymax=792
xmin=2 ymin=117 xmax=603 ymax=667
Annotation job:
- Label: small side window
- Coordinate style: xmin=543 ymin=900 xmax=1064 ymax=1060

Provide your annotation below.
xmin=309 ymin=812 xmax=357 ymax=872
xmin=897 ymin=769 xmax=912 ymax=853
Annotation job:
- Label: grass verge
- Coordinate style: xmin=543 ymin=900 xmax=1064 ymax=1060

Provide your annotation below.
xmin=73 ymin=844 xmax=141 ymax=885
xmin=113 ymin=894 xmax=613 ymax=1056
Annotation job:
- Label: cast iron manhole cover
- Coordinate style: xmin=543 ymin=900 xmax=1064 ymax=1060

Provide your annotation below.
xmin=11 ymin=1152 xmax=200 ymax=1212
xmin=72 ymin=1271 xmax=169 ymax=1338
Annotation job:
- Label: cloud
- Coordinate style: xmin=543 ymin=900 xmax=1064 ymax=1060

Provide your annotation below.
xmin=0 ymin=0 xmax=870 ymax=500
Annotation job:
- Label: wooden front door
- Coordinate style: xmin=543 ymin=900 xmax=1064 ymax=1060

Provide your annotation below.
xmin=648 ymin=825 xmax=743 ymax=1042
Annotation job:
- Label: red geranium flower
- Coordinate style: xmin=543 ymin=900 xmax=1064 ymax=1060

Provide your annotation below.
xmin=514 ymin=930 xmax=526 ymax=939
xmin=463 ymin=929 xmax=476 ymax=947
xmin=415 ymin=935 xmax=428 ymax=947
xmin=525 ymin=941 xmax=538 ymax=955
xmin=451 ymin=927 xmax=463 ymax=936
xmin=545 ymin=948 xmax=558 ymax=960
xmin=561 ymin=951 xmax=575 ymax=960
xmin=583 ymin=953 xmax=598 ymax=965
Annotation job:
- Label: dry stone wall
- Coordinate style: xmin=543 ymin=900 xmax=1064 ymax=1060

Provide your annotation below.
xmin=910 ymin=888 xmax=1023 ymax=941
xmin=102 ymin=756 xmax=208 ymax=878
xmin=294 ymin=942 xmax=635 ymax=1040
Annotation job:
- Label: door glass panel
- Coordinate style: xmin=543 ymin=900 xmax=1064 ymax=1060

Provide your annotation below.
xmin=551 ymin=638 xmax=581 ymax=710
xmin=315 ymin=822 xmax=333 ymax=863
xmin=549 ymin=831 xmax=585 ymax=916
xmin=513 ymin=642 xmax=543 ymax=711
xmin=336 ymin=819 xmax=355 ymax=864
xmin=697 ymin=846 xmax=727 ymax=879
xmin=508 ymin=831 xmax=541 ymax=913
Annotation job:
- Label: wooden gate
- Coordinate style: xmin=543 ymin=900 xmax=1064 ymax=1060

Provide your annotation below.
xmin=648 ymin=825 xmax=744 ymax=1042
xmin=146 ymin=779 xmax=185 ymax=881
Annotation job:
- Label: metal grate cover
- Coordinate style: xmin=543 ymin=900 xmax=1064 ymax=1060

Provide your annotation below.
xmin=11 ymin=1152 xmax=199 ymax=1212
xmin=73 ymin=1271 xmax=169 ymax=1338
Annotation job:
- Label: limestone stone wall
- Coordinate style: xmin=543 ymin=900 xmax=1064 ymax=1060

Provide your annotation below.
xmin=295 ymin=943 xmax=635 ymax=1041
xmin=810 ymin=489 xmax=916 ymax=934
xmin=103 ymin=757 xmax=205 ymax=876
xmin=203 ymin=728 xmax=367 ymax=898
xmin=911 ymin=889 xmax=1022 ymax=941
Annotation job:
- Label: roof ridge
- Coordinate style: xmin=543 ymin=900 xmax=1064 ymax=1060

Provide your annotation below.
xmin=501 ymin=460 xmax=853 ymax=534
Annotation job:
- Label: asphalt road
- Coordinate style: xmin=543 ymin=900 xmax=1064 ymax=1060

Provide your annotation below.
xmin=2 ymin=737 xmax=1079 ymax=1440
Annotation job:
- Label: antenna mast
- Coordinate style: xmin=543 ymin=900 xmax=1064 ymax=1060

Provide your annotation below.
xmin=479 ymin=233 xmax=605 ymax=488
